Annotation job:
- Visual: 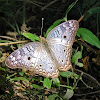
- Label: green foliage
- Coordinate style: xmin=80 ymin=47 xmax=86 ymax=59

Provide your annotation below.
xmin=23 ymin=32 xmax=40 ymax=42
xmin=60 ymin=71 xmax=79 ymax=79
xmin=72 ymin=51 xmax=82 ymax=63
xmin=63 ymin=89 xmax=74 ymax=99
xmin=64 ymin=0 xmax=78 ymax=19
xmin=31 ymin=84 xmax=43 ymax=90
xmin=77 ymin=28 xmax=100 ymax=48
xmin=72 ymin=51 xmax=83 ymax=67
xmin=10 ymin=77 xmax=29 ymax=83
xmin=43 ymin=78 xmax=52 ymax=89
xmin=6 ymin=73 xmax=17 ymax=79
xmin=0 ymin=66 xmax=6 ymax=71
xmin=85 ymin=7 xmax=100 ymax=20
xmin=47 ymin=94 xmax=60 ymax=100
xmin=0 ymin=40 xmax=12 ymax=43
xmin=19 ymin=71 xmax=24 ymax=76
xmin=60 ymin=71 xmax=73 ymax=78
xmin=52 ymin=78 xmax=60 ymax=86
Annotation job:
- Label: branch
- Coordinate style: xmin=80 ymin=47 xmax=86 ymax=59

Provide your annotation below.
xmin=0 ymin=41 xmax=28 ymax=46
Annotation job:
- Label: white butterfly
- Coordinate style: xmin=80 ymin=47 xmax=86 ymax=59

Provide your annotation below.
xmin=5 ymin=20 xmax=79 ymax=78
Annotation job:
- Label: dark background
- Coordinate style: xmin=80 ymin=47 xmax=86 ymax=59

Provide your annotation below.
xmin=0 ymin=0 xmax=100 ymax=100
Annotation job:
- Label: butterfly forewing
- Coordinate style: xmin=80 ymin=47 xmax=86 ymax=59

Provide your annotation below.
xmin=5 ymin=42 xmax=40 ymax=69
xmin=47 ymin=20 xmax=79 ymax=71
xmin=47 ymin=20 xmax=79 ymax=45
xmin=5 ymin=42 xmax=59 ymax=78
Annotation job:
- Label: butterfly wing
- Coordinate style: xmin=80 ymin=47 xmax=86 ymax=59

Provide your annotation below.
xmin=48 ymin=44 xmax=72 ymax=71
xmin=46 ymin=20 xmax=79 ymax=71
xmin=5 ymin=42 xmax=59 ymax=78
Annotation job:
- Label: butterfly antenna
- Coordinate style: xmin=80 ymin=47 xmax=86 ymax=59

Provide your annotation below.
xmin=40 ymin=18 xmax=44 ymax=45
xmin=41 ymin=18 xmax=44 ymax=36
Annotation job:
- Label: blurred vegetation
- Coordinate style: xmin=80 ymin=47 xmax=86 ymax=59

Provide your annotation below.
xmin=0 ymin=0 xmax=100 ymax=100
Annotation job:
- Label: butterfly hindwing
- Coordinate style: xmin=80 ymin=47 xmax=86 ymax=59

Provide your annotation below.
xmin=32 ymin=45 xmax=59 ymax=78
xmin=49 ymin=44 xmax=72 ymax=71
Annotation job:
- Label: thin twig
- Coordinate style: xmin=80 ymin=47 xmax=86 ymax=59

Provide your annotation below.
xmin=73 ymin=72 xmax=83 ymax=89
xmin=25 ymin=0 xmax=42 ymax=8
xmin=0 ymin=41 xmax=28 ymax=46
xmin=74 ymin=68 xmax=100 ymax=87
xmin=0 ymin=36 xmax=18 ymax=41
xmin=74 ymin=90 xmax=100 ymax=96
xmin=78 ymin=15 xmax=84 ymax=23
xmin=96 ymin=13 xmax=99 ymax=37
xmin=76 ymin=38 xmax=96 ymax=54
xmin=41 ymin=0 xmax=58 ymax=11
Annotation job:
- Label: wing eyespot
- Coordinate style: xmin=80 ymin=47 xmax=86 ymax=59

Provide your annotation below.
xmin=40 ymin=64 xmax=42 ymax=67
xmin=64 ymin=49 xmax=66 ymax=52
xmin=62 ymin=60 xmax=63 ymax=62
xmin=28 ymin=57 xmax=31 ymax=60
xmin=63 ymin=35 xmax=66 ymax=38
xmin=43 ymin=72 xmax=46 ymax=74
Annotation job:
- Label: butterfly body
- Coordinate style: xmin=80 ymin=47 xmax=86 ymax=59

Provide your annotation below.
xmin=5 ymin=20 xmax=79 ymax=78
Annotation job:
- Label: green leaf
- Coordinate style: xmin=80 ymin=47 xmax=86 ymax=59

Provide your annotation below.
xmin=72 ymin=74 xmax=79 ymax=79
xmin=31 ymin=78 xmax=35 ymax=81
xmin=27 ymin=90 xmax=39 ymax=95
xmin=77 ymin=28 xmax=100 ymax=48
xmin=10 ymin=77 xmax=29 ymax=83
xmin=23 ymin=32 xmax=40 ymax=42
xmin=43 ymin=78 xmax=52 ymax=89
xmin=0 ymin=40 xmax=12 ymax=43
xmin=63 ymin=89 xmax=74 ymax=99
xmin=45 ymin=19 xmax=64 ymax=37
xmin=6 ymin=73 xmax=17 ymax=79
xmin=52 ymin=78 xmax=60 ymax=86
xmin=0 ymin=66 xmax=6 ymax=71
xmin=71 ymin=51 xmax=82 ymax=64
xmin=31 ymin=84 xmax=43 ymax=90
xmin=19 ymin=71 xmax=24 ymax=76
xmin=60 ymin=71 xmax=73 ymax=78
xmin=76 ymin=62 xmax=83 ymax=67
xmin=85 ymin=7 xmax=100 ymax=20
xmin=60 ymin=71 xmax=79 ymax=79
xmin=64 ymin=0 xmax=78 ymax=19
xmin=59 ymin=84 xmax=73 ymax=89
xmin=47 ymin=94 xmax=59 ymax=100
